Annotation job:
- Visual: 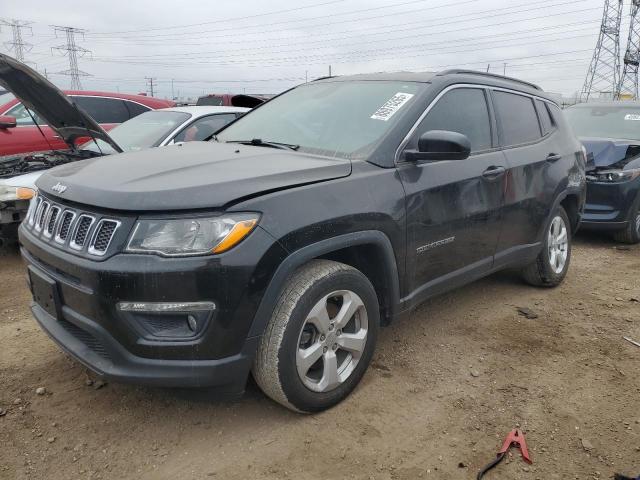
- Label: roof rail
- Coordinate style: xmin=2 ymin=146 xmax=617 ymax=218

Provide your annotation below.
xmin=437 ymin=69 xmax=542 ymax=91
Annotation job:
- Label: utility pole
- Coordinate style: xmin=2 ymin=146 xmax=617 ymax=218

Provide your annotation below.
xmin=171 ymin=79 xmax=175 ymax=100
xmin=503 ymin=63 xmax=507 ymax=76
xmin=51 ymin=25 xmax=91 ymax=90
xmin=145 ymin=77 xmax=156 ymax=97
xmin=581 ymin=0 xmax=623 ymax=101
xmin=1 ymin=19 xmax=33 ymax=63
xmin=617 ymin=0 xmax=640 ymax=99
xmin=329 ymin=65 xmax=332 ymax=76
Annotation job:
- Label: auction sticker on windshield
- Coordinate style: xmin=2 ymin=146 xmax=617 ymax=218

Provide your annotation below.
xmin=624 ymin=113 xmax=640 ymax=121
xmin=371 ymin=92 xmax=415 ymax=121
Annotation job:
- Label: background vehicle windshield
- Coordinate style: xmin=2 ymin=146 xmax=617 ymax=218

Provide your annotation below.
xmin=216 ymin=81 xmax=423 ymax=159
xmin=82 ymin=110 xmax=190 ymax=153
xmin=565 ymin=105 xmax=640 ymax=141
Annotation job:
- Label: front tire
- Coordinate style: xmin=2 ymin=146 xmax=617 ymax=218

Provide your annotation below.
xmin=521 ymin=206 xmax=572 ymax=287
xmin=613 ymin=196 xmax=640 ymax=244
xmin=253 ymin=260 xmax=379 ymax=413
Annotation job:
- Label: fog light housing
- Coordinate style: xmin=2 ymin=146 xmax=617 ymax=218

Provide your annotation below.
xmin=187 ymin=315 xmax=198 ymax=332
xmin=117 ymin=301 xmax=215 ymax=341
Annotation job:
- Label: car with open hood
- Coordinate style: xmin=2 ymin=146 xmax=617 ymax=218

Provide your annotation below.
xmin=19 ymin=70 xmax=585 ymax=412
xmin=0 ymin=53 xmax=246 ymax=245
xmin=565 ymin=102 xmax=640 ymax=243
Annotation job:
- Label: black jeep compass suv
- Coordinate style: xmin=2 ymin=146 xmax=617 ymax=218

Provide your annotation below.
xmin=19 ymin=70 xmax=586 ymax=412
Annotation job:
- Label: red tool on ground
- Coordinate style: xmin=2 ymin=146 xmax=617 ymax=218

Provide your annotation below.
xmin=477 ymin=429 xmax=532 ymax=479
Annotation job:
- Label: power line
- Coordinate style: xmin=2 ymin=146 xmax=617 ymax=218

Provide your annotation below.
xmin=88 ymin=0 xmax=349 ymax=35
xmin=51 ymin=25 xmax=91 ymax=90
xmin=1 ymin=19 xmax=33 ymax=62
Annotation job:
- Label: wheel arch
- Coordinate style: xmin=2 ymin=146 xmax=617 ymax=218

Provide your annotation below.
xmin=248 ymin=231 xmax=400 ymax=337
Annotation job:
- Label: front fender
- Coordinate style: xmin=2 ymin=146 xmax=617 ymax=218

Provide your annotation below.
xmin=247 ymin=230 xmax=400 ymax=338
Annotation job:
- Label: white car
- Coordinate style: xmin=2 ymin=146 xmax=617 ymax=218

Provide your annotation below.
xmin=1 ymin=102 xmax=247 ymax=244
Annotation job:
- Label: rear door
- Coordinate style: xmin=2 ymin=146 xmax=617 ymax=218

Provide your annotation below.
xmin=398 ymin=86 xmax=507 ymax=299
xmin=491 ymin=90 xmax=561 ymax=263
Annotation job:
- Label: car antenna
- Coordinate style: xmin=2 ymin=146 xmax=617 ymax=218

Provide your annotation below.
xmin=24 ymin=106 xmax=58 ymax=153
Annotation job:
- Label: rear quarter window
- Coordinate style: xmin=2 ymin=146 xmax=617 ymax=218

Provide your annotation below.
xmin=124 ymin=101 xmax=150 ymax=119
xmin=493 ymin=91 xmax=542 ymax=146
xmin=535 ymin=100 xmax=555 ymax=135
xmin=72 ymin=96 xmax=130 ymax=124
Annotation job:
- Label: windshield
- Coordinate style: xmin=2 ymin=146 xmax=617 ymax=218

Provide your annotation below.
xmin=82 ymin=110 xmax=191 ymax=153
xmin=216 ymin=81 xmax=424 ymax=159
xmin=565 ymin=104 xmax=640 ymax=141
xmin=197 ymin=96 xmax=224 ymax=106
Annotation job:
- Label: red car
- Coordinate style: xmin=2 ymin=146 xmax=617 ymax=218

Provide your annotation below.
xmin=0 ymin=90 xmax=174 ymax=156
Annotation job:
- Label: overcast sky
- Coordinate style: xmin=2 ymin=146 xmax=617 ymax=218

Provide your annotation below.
xmin=0 ymin=0 xmax=620 ymax=100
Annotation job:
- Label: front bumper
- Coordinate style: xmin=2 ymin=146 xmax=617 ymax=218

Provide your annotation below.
xmin=32 ymin=301 xmax=258 ymax=391
xmin=19 ymin=217 xmax=287 ymax=392
xmin=581 ymin=178 xmax=639 ymax=230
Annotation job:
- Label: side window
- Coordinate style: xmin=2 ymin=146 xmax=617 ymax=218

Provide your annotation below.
xmin=124 ymin=101 xmax=150 ymax=119
xmin=72 ymin=96 xmax=130 ymax=123
xmin=535 ymin=99 xmax=555 ymax=135
xmin=493 ymin=91 xmax=542 ymax=146
xmin=173 ymin=114 xmax=238 ymax=143
xmin=409 ymin=88 xmax=492 ymax=153
xmin=5 ymin=103 xmax=45 ymax=126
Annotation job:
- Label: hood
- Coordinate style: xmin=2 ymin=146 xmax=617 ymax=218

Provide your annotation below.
xmin=0 ymin=54 xmax=122 ymax=153
xmin=36 ymin=142 xmax=351 ymax=210
xmin=580 ymin=137 xmax=640 ymax=170
xmin=0 ymin=170 xmax=41 ymax=190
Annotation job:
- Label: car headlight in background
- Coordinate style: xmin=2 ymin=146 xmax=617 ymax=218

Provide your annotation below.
xmin=586 ymin=168 xmax=640 ymax=183
xmin=0 ymin=186 xmax=35 ymax=202
xmin=125 ymin=213 xmax=259 ymax=256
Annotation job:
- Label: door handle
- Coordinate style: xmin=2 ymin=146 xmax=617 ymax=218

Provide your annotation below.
xmin=482 ymin=166 xmax=506 ymax=179
xmin=546 ymin=153 xmax=562 ymax=162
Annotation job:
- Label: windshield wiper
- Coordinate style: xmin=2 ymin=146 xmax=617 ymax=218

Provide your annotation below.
xmin=225 ymin=138 xmax=300 ymax=151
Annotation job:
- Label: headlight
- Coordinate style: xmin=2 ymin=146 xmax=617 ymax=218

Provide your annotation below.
xmin=586 ymin=168 xmax=640 ymax=183
xmin=0 ymin=186 xmax=35 ymax=202
xmin=125 ymin=213 xmax=259 ymax=257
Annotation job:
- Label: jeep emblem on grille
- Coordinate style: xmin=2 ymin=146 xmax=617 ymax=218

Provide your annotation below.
xmin=51 ymin=182 xmax=68 ymax=194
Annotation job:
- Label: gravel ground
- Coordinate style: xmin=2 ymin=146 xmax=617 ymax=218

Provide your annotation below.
xmin=0 ymin=232 xmax=639 ymax=480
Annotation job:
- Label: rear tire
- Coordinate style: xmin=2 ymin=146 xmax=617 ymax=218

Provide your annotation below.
xmin=522 ymin=206 xmax=572 ymax=287
xmin=613 ymin=196 xmax=640 ymax=244
xmin=253 ymin=260 xmax=379 ymax=413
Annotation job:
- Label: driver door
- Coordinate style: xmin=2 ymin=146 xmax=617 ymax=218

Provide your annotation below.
xmin=397 ymin=86 xmax=507 ymax=299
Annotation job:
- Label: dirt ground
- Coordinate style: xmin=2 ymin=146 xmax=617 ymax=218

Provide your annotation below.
xmin=0 ymin=232 xmax=639 ymax=480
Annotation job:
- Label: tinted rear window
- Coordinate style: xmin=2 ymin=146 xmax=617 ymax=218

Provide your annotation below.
xmin=72 ymin=96 xmax=130 ymax=123
xmin=493 ymin=91 xmax=542 ymax=146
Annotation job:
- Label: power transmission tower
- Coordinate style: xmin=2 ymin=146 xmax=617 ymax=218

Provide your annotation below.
xmin=1 ymin=19 xmax=33 ymax=62
xmin=145 ymin=77 xmax=157 ymax=97
xmin=617 ymin=0 xmax=640 ymax=99
xmin=51 ymin=25 xmax=91 ymax=90
xmin=580 ymin=0 xmax=623 ymax=101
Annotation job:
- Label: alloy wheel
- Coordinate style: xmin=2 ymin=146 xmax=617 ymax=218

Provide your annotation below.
xmin=296 ymin=290 xmax=368 ymax=393
xmin=548 ymin=215 xmax=568 ymax=274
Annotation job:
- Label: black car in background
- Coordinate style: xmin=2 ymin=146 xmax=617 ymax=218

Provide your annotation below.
xmin=19 ymin=70 xmax=585 ymax=412
xmin=565 ymin=102 xmax=640 ymax=243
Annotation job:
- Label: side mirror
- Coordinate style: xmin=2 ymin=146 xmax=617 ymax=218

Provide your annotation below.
xmin=405 ymin=130 xmax=471 ymax=162
xmin=0 ymin=116 xmax=17 ymax=129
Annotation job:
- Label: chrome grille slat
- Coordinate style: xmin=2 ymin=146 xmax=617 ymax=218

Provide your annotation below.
xmin=88 ymin=220 xmax=120 ymax=256
xmin=55 ymin=210 xmax=76 ymax=244
xmin=35 ymin=201 xmax=50 ymax=232
xmin=44 ymin=206 xmax=60 ymax=238
xmin=70 ymin=215 xmax=95 ymax=250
